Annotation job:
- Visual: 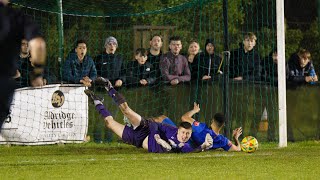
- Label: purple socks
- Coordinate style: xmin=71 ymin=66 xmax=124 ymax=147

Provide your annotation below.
xmin=95 ymin=104 xmax=112 ymax=118
xmin=107 ymin=88 xmax=117 ymax=97
xmin=107 ymin=88 xmax=126 ymax=106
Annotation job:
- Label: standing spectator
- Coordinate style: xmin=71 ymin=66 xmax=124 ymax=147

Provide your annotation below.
xmin=15 ymin=39 xmax=30 ymax=85
xmin=126 ymin=48 xmax=156 ymax=87
xmin=160 ymin=36 xmax=191 ymax=85
xmin=187 ymin=40 xmax=200 ymax=81
xmin=18 ymin=39 xmax=29 ymax=70
xmin=198 ymin=39 xmax=222 ymax=81
xmin=20 ymin=37 xmax=49 ymax=87
xmin=148 ymin=34 xmax=163 ymax=65
xmin=95 ymin=36 xmax=125 ymax=88
xmin=261 ymin=50 xmax=278 ymax=84
xmin=287 ymin=49 xmax=318 ymax=85
xmin=0 ymin=0 xmax=45 ymax=127
xmin=229 ymin=32 xmax=261 ymax=81
xmin=62 ymin=40 xmax=97 ymax=87
xmin=148 ymin=34 xmax=163 ymax=83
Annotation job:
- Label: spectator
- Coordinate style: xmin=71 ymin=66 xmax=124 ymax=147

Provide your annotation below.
xmin=18 ymin=39 xmax=29 ymax=70
xmin=15 ymin=39 xmax=30 ymax=84
xmin=160 ymin=36 xmax=191 ymax=85
xmin=186 ymin=40 xmax=200 ymax=81
xmin=229 ymin=32 xmax=261 ymax=81
xmin=20 ymin=37 xmax=49 ymax=87
xmin=148 ymin=34 xmax=163 ymax=65
xmin=126 ymin=48 xmax=156 ymax=87
xmin=287 ymin=49 xmax=318 ymax=85
xmin=148 ymin=34 xmax=163 ymax=83
xmin=95 ymin=36 xmax=125 ymax=88
xmin=62 ymin=39 xmax=97 ymax=87
xmin=261 ymin=50 xmax=278 ymax=83
xmin=198 ymin=39 xmax=222 ymax=81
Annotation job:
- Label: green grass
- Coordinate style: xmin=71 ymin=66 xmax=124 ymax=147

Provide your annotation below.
xmin=0 ymin=141 xmax=320 ymax=179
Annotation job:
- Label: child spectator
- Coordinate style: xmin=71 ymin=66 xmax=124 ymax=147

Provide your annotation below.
xmin=287 ymin=49 xmax=318 ymax=85
xmin=126 ymin=48 xmax=157 ymax=87
xmin=229 ymin=32 xmax=261 ymax=81
xmin=62 ymin=39 xmax=97 ymax=87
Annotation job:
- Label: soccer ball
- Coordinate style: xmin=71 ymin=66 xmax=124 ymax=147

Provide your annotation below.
xmin=241 ymin=136 xmax=258 ymax=153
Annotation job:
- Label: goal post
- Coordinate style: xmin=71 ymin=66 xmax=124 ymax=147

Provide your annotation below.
xmin=276 ymin=0 xmax=287 ymax=147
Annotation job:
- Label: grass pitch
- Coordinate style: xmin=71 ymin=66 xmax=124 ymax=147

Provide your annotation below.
xmin=0 ymin=141 xmax=319 ymax=179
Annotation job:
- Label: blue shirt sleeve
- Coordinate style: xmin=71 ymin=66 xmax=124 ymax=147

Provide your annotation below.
xmin=211 ymin=135 xmax=232 ymax=151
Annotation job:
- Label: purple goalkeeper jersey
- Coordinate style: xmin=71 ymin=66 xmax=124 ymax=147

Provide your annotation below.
xmin=148 ymin=122 xmax=196 ymax=153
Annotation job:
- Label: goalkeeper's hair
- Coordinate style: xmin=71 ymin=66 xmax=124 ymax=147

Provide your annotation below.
xmin=213 ymin=113 xmax=225 ymax=128
xmin=178 ymin=122 xmax=192 ymax=129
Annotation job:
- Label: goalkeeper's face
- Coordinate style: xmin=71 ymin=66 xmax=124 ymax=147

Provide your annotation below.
xmin=177 ymin=127 xmax=192 ymax=143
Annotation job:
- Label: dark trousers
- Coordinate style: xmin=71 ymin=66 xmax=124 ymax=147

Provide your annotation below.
xmin=0 ymin=77 xmax=16 ymax=131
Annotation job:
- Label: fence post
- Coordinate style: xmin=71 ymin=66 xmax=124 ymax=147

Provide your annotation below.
xmin=57 ymin=0 xmax=64 ymax=81
xmin=222 ymin=0 xmax=230 ymax=138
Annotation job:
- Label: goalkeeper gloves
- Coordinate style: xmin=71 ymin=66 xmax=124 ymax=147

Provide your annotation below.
xmin=201 ymin=133 xmax=213 ymax=150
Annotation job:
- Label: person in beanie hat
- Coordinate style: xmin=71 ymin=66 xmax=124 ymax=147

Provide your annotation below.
xmin=95 ymin=36 xmax=125 ymax=88
xmin=93 ymin=36 xmax=125 ymax=143
xmin=197 ymin=38 xmax=222 ymax=81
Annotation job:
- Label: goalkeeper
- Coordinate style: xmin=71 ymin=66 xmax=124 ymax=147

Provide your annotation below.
xmin=86 ymin=78 xmax=213 ymax=153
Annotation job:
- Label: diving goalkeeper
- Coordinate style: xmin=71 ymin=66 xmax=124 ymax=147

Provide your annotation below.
xmin=86 ymin=78 xmax=213 ymax=153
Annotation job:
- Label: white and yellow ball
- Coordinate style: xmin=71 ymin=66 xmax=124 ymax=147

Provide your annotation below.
xmin=240 ymin=136 xmax=258 ymax=153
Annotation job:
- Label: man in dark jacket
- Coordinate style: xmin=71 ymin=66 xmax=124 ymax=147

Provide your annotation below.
xmin=126 ymin=48 xmax=156 ymax=87
xmin=20 ymin=39 xmax=51 ymax=87
xmin=0 ymin=0 xmax=44 ymax=128
xmin=15 ymin=39 xmax=30 ymax=86
xmin=148 ymin=34 xmax=163 ymax=84
xmin=63 ymin=39 xmax=97 ymax=87
xmin=95 ymin=36 xmax=125 ymax=88
xmin=261 ymin=50 xmax=278 ymax=84
xmin=198 ymin=38 xmax=222 ymax=81
xmin=229 ymin=32 xmax=261 ymax=81
xmin=287 ymin=49 xmax=318 ymax=85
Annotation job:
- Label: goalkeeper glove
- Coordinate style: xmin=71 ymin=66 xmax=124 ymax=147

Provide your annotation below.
xmin=201 ymin=133 xmax=213 ymax=150
xmin=154 ymin=134 xmax=172 ymax=151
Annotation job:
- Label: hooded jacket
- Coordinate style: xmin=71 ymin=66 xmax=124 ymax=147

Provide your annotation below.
xmin=229 ymin=43 xmax=261 ymax=81
xmin=287 ymin=53 xmax=317 ymax=84
xmin=197 ymin=39 xmax=222 ymax=80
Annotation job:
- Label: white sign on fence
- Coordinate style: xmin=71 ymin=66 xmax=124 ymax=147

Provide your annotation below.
xmin=0 ymin=84 xmax=88 ymax=145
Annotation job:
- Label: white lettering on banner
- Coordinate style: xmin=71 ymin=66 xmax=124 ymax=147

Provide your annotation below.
xmin=0 ymin=84 xmax=88 ymax=145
